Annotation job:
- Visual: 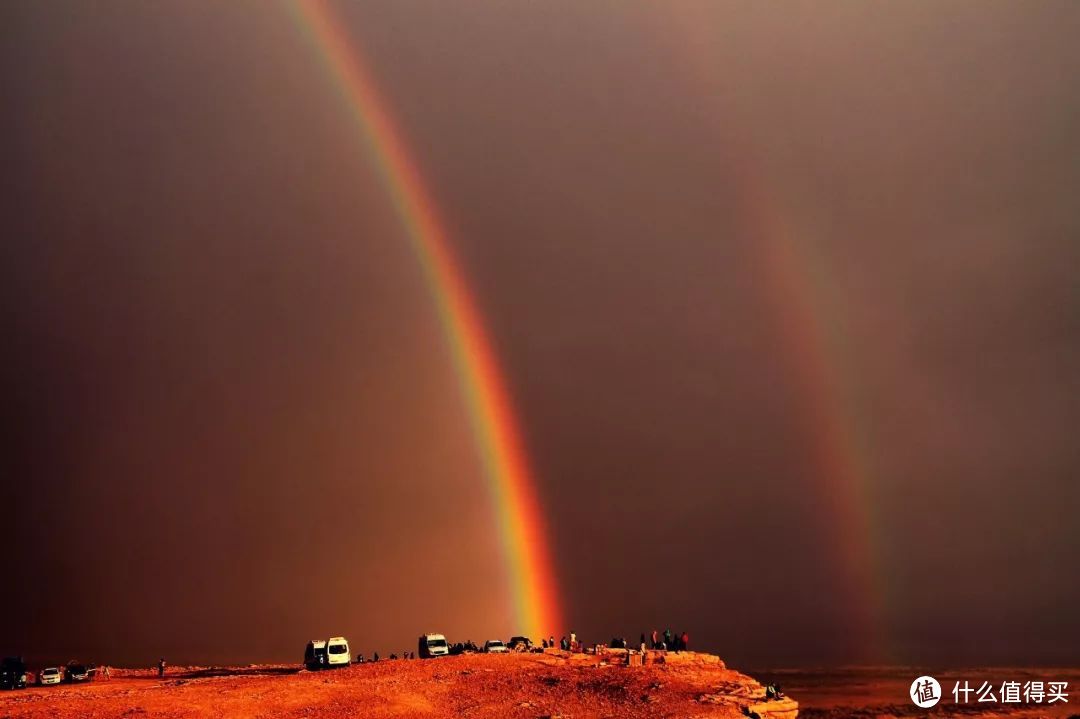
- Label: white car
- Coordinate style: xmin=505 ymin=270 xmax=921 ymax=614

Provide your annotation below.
xmin=484 ymin=640 xmax=508 ymax=654
xmin=418 ymin=634 xmax=449 ymax=658
xmin=38 ymin=667 xmax=61 ymax=686
xmin=326 ymin=637 xmax=350 ymax=668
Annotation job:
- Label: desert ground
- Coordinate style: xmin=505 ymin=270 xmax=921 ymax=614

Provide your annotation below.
xmin=0 ymin=650 xmax=794 ymax=719
xmin=3 ymin=653 xmax=1077 ymax=719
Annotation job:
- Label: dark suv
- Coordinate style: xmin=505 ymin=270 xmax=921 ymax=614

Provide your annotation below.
xmin=0 ymin=657 xmax=28 ymax=690
xmin=64 ymin=664 xmax=90 ymax=683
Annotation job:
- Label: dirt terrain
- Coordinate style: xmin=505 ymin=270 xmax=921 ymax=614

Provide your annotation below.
xmin=6 ymin=654 xmax=1076 ymax=718
xmin=0 ymin=650 xmax=796 ymax=719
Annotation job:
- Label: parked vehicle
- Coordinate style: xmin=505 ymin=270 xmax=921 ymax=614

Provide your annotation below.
xmin=508 ymin=636 xmax=533 ymax=652
xmin=64 ymin=664 xmax=90 ymax=683
xmin=37 ymin=667 xmax=61 ymax=686
xmin=418 ymin=633 xmax=449 ymax=659
xmin=326 ymin=637 xmax=350 ymax=668
xmin=484 ymin=640 xmax=508 ymax=654
xmin=304 ymin=640 xmax=328 ymax=670
xmin=1 ymin=657 xmax=28 ymax=690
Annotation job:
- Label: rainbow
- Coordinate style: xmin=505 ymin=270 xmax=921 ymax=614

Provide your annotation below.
xmin=647 ymin=5 xmax=889 ymax=656
xmin=287 ymin=0 xmax=563 ymax=639
xmin=738 ymin=163 xmax=886 ymax=657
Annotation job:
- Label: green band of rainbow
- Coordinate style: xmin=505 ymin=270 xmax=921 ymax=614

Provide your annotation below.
xmin=288 ymin=0 xmax=564 ymax=640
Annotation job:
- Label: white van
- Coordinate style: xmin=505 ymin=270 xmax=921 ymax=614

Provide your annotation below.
xmin=326 ymin=637 xmax=350 ymax=667
xmin=418 ymin=633 xmax=449 ymax=658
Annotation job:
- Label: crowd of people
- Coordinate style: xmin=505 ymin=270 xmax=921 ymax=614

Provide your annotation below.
xmin=645 ymin=628 xmax=690 ymax=652
xmin=536 ymin=628 xmax=691 ymax=654
xmin=353 ymin=651 xmax=417 ymax=663
xmin=538 ymin=630 xmax=583 ymax=652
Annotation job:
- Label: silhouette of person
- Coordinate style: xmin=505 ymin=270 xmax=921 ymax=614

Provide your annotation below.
xmin=157 ymin=658 xmax=166 ymax=678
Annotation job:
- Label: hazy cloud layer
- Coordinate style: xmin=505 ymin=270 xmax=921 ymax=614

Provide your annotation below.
xmin=2 ymin=1 xmax=1078 ymax=667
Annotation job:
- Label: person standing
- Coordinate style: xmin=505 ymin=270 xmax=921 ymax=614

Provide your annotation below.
xmin=157 ymin=658 xmax=166 ymax=678
xmin=663 ymin=629 xmax=673 ymax=650
xmin=651 ymin=629 xmax=659 ymax=649
xmin=680 ymin=631 xmax=689 ymax=652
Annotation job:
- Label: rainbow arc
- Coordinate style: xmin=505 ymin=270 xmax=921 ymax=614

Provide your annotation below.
xmin=289 ymin=0 xmax=563 ymax=639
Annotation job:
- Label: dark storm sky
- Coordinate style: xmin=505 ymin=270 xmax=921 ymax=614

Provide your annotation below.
xmin=3 ymin=1 xmax=1078 ymax=668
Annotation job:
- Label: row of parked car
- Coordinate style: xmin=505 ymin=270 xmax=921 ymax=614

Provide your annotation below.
xmin=427 ymin=633 xmax=538 ymax=657
xmin=1 ymin=658 xmax=91 ymax=690
xmin=4 ymin=632 xmax=542 ymax=688
xmin=448 ymin=636 xmax=535 ymax=655
xmin=302 ymin=633 xmax=537 ymax=670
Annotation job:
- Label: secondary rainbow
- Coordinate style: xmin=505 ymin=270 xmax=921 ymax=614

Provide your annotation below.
xmin=643 ymin=3 xmax=891 ymax=656
xmin=287 ymin=0 xmax=563 ymax=639
xmin=736 ymin=161 xmax=886 ymax=657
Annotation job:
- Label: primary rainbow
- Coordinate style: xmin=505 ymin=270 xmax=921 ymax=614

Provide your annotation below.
xmin=287 ymin=0 xmax=563 ymax=639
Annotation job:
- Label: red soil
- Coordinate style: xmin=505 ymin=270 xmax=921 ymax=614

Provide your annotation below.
xmin=0 ymin=650 xmax=795 ymax=719
xmin=7 ymin=654 xmax=1073 ymax=718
